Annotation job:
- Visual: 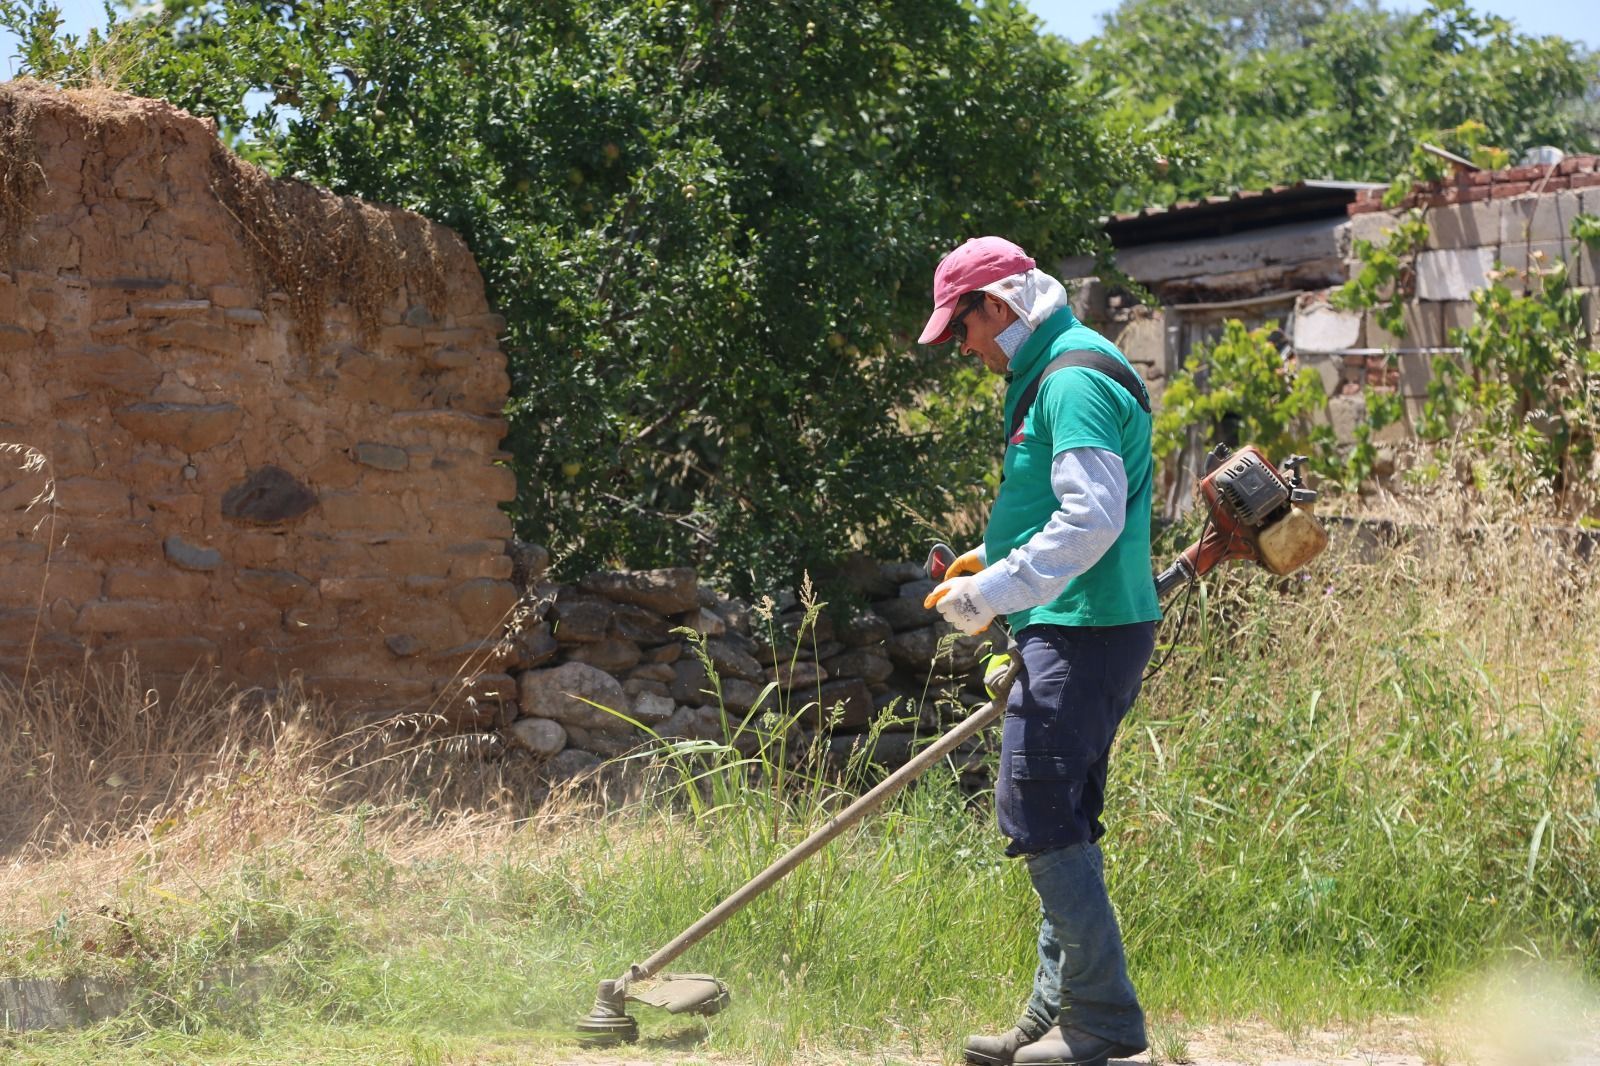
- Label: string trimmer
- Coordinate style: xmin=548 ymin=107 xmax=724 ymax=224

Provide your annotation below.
xmin=575 ymin=444 xmax=1327 ymax=1042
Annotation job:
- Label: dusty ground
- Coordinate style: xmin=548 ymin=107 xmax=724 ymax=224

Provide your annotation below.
xmin=543 ymin=1016 xmax=1600 ymax=1066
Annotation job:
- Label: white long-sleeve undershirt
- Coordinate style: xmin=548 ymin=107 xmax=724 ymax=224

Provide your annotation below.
xmin=971 ymin=447 xmax=1127 ymax=616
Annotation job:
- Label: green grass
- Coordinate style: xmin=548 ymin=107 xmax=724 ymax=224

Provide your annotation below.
xmin=3 ymin=520 xmax=1598 ymax=1063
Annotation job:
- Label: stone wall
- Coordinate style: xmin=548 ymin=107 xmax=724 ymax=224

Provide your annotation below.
xmin=0 ymin=82 xmax=516 ymax=721
xmin=502 ymin=552 xmax=993 ymax=778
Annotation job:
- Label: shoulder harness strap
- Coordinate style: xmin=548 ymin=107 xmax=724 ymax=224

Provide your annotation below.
xmin=1007 ymin=349 xmax=1151 ymax=443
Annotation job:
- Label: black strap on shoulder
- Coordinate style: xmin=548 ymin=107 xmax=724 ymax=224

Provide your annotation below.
xmin=1007 ymin=349 xmax=1151 ymax=443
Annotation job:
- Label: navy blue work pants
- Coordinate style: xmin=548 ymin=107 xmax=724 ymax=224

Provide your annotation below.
xmin=997 ymin=622 xmax=1154 ymax=1048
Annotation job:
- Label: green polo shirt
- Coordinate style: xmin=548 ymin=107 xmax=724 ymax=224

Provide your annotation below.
xmin=983 ymin=308 xmax=1161 ymax=630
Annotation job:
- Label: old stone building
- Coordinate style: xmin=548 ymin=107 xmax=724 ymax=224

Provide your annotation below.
xmin=0 ymin=82 xmax=517 ymax=722
xmin=1068 ymin=162 xmax=1600 ymax=506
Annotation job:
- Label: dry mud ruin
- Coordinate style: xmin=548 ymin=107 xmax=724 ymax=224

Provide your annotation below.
xmin=0 ymin=82 xmax=517 ymax=724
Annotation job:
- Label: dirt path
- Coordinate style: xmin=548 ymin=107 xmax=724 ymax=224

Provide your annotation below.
xmin=545 ymin=1017 xmax=1600 ymax=1066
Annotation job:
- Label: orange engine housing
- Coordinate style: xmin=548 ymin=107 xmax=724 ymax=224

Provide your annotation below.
xmin=1155 ymin=444 xmax=1327 ymax=595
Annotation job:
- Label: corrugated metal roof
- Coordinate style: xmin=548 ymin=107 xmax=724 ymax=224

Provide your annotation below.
xmin=1105 ymin=180 xmax=1388 ymax=248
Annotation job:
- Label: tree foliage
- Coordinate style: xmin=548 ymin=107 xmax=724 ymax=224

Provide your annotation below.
xmin=1099 ymin=0 xmax=1380 ymax=55
xmin=1422 ymin=225 xmax=1600 ymax=513
xmin=1152 ymin=319 xmax=1334 ymax=474
xmin=1084 ymin=0 xmax=1599 ymax=205
xmin=0 ymin=0 xmax=1165 ymax=593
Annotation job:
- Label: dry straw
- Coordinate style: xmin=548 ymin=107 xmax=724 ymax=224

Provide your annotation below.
xmin=0 ymin=662 xmax=564 ymax=917
xmin=207 ymin=145 xmax=447 ymax=353
xmin=0 ymin=86 xmax=45 ymax=264
xmin=1326 ymin=441 xmax=1600 ymax=708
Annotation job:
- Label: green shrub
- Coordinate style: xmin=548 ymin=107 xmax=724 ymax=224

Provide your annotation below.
xmin=1152 ymin=318 xmax=1336 ymax=476
xmin=1423 ymin=252 xmax=1600 ymax=513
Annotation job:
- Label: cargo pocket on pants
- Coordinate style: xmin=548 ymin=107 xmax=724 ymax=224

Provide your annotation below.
xmin=998 ymin=751 xmax=1087 ymax=854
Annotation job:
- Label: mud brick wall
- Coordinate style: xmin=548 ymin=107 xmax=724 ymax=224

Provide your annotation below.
xmin=0 ymin=82 xmax=516 ymax=720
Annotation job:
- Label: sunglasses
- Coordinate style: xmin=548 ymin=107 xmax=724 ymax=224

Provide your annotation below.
xmin=949 ymin=296 xmax=983 ymax=346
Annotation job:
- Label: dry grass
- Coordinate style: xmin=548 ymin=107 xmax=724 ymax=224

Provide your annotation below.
xmin=1315 ymin=448 xmax=1600 ymax=728
xmin=207 ymin=142 xmax=447 ymax=352
xmin=0 ymin=83 xmax=45 ymax=263
xmin=0 ymin=661 xmax=577 ymax=933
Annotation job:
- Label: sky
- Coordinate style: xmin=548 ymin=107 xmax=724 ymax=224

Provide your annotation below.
xmin=1028 ymin=0 xmax=1597 ymax=47
xmin=2 ymin=0 xmax=1596 ymax=81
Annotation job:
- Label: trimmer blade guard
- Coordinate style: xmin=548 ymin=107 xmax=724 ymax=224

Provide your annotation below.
xmin=625 ymin=973 xmax=731 ymax=1016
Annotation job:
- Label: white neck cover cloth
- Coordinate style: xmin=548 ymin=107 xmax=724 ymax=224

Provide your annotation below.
xmin=982 ymin=267 xmax=1071 ymax=331
xmin=981 ymin=267 xmax=1071 ymax=366
xmin=995 ymin=319 xmax=1032 ymax=361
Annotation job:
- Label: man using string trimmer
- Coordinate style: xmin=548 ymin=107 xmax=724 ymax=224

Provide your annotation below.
xmin=569 ymin=241 xmax=1326 ymax=1052
xmin=919 ymin=236 xmax=1160 ymax=1066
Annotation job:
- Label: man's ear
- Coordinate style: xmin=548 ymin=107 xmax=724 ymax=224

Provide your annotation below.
xmin=986 ymin=292 xmax=1015 ymax=320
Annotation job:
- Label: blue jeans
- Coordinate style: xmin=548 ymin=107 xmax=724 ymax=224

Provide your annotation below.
xmin=1018 ymin=842 xmax=1146 ymax=1048
xmin=998 ymin=623 xmax=1153 ymax=1048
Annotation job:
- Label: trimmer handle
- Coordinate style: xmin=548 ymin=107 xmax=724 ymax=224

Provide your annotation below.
xmin=1153 ymin=557 xmax=1195 ymax=597
xmin=925 ymin=542 xmax=957 ymax=582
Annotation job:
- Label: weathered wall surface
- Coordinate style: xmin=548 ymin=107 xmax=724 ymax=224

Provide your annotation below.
xmin=0 ymin=82 xmax=516 ymax=721
xmin=1112 ymin=217 xmax=1350 ymax=304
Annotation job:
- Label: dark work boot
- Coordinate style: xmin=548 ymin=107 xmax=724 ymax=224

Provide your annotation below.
xmin=1012 ymin=1023 xmax=1147 ymax=1066
xmin=964 ymin=1026 xmax=1040 ymax=1066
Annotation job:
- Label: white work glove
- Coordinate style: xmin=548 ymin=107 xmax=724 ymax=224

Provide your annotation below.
xmin=923 ymin=574 xmax=996 ymax=635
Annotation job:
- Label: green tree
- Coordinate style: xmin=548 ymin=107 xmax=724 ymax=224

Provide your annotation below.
xmin=1152 ymin=319 xmax=1334 ymax=475
xmin=3 ymin=0 xmax=1162 ymax=592
xmin=1083 ymin=0 xmax=1598 ymax=206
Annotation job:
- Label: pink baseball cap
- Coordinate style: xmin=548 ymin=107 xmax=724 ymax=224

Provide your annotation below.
xmin=917 ymin=236 xmax=1036 ymax=345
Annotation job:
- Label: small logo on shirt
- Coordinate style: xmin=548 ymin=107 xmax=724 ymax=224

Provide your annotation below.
xmin=1009 ymin=428 xmax=1025 ymax=445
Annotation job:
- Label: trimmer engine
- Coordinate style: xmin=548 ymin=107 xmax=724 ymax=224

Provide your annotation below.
xmin=1154 ymin=444 xmax=1328 ymax=595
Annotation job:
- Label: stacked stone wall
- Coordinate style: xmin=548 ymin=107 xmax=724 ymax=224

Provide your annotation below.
xmin=502 ymin=552 xmax=993 ymax=778
xmin=0 ymin=82 xmax=516 ymax=721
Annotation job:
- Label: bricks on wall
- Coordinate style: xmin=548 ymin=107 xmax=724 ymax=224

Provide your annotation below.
xmin=0 ymin=82 xmax=515 ymax=720
xmin=1314 ymin=155 xmax=1600 ymax=443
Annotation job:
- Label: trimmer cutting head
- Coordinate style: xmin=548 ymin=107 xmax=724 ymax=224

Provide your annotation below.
xmin=575 ymin=974 xmax=731 ymax=1044
xmin=576 ymin=980 xmax=640 ymax=1044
